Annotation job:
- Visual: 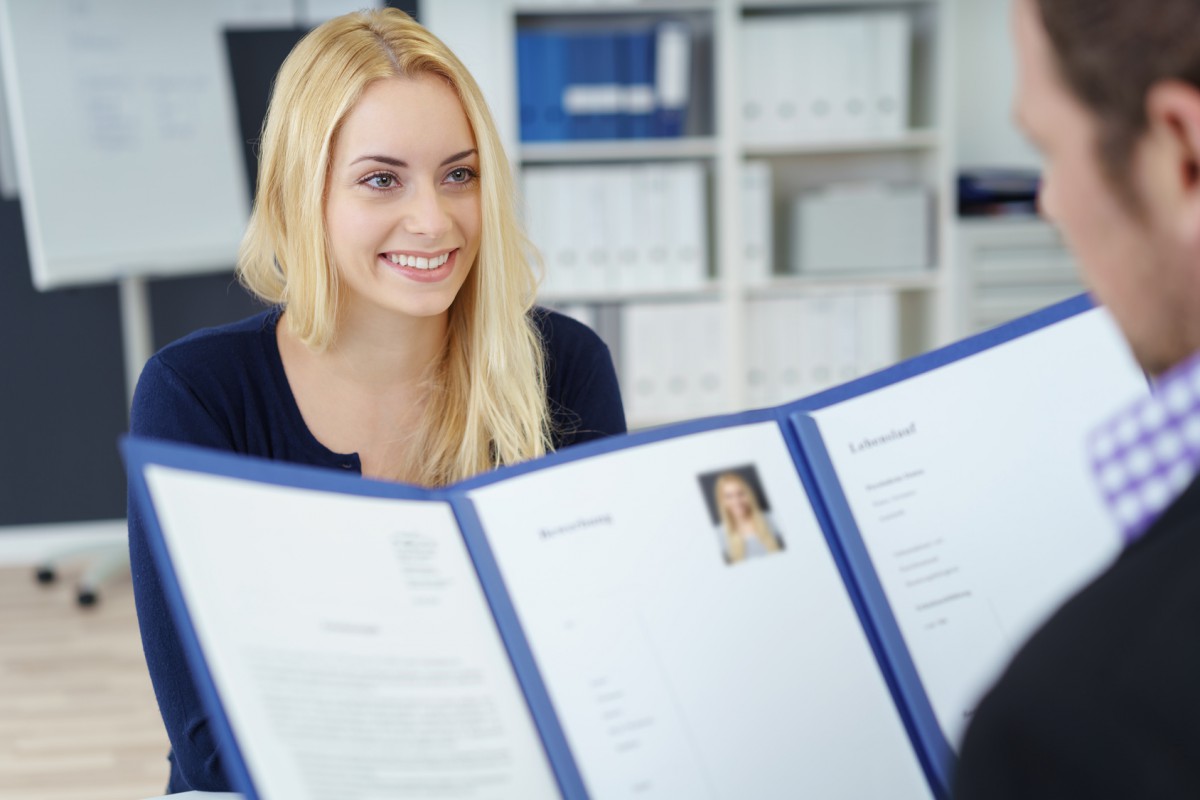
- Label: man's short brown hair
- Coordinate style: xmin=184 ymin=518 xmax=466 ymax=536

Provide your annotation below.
xmin=1035 ymin=0 xmax=1200 ymax=197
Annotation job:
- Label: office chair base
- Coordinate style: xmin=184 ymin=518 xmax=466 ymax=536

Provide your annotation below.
xmin=33 ymin=542 xmax=129 ymax=608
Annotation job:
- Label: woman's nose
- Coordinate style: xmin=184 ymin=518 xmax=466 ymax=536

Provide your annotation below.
xmin=402 ymin=183 xmax=452 ymax=240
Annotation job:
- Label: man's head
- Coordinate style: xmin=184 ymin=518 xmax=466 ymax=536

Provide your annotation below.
xmin=1013 ymin=0 xmax=1200 ymax=375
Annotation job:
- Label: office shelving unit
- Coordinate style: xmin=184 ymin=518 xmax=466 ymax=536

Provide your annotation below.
xmin=426 ymin=0 xmax=954 ymax=429
xmin=955 ymin=217 xmax=1083 ymax=335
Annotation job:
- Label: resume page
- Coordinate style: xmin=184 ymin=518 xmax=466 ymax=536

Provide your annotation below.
xmin=468 ymin=423 xmax=932 ymax=799
xmin=143 ymin=466 xmax=559 ymax=800
xmin=808 ymin=307 xmax=1148 ymax=746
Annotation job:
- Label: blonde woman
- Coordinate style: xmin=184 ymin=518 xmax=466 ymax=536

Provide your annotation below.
xmin=128 ymin=9 xmax=624 ymax=793
xmin=714 ymin=472 xmax=784 ymax=564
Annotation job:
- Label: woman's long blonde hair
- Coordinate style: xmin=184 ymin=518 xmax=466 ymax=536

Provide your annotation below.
xmin=238 ymin=8 xmax=551 ymax=486
xmin=715 ymin=473 xmax=780 ymax=563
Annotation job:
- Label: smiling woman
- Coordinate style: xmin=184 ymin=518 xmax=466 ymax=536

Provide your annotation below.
xmin=126 ymin=8 xmax=626 ymax=794
xmin=322 ymin=76 xmax=481 ymax=329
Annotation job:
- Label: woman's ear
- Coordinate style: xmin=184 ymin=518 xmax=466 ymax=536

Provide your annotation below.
xmin=1144 ymin=80 xmax=1200 ymax=245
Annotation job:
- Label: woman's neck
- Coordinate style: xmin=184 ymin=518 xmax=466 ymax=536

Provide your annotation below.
xmin=275 ymin=305 xmax=452 ymax=482
xmin=314 ymin=305 xmax=450 ymax=394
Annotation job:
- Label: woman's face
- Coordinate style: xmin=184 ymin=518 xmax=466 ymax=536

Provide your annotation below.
xmin=324 ymin=74 xmax=482 ymax=324
xmin=719 ymin=480 xmax=753 ymax=523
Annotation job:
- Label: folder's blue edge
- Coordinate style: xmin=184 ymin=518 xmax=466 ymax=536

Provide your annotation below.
xmin=766 ymin=408 xmax=946 ymax=798
xmin=790 ymin=414 xmax=952 ymax=798
xmin=450 ymin=406 xmax=791 ymax=798
xmin=123 ymin=437 xmax=264 ymax=800
xmin=789 ymin=292 xmax=1096 ymax=412
xmin=121 ymin=435 xmax=450 ymax=800
xmin=778 ymin=291 xmax=1100 ymax=798
xmin=449 ymin=497 xmax=589 ymax=799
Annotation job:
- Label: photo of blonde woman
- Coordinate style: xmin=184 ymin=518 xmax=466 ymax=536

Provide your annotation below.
xmin=701 ymin=467 xmax=786 ymax=565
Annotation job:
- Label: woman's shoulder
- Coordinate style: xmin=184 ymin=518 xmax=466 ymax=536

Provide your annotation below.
xmin=529 ymin=306 xmax=616 ymax=391
xmin=152 ymin=307 xmax=281 ymax=373
xmin=530 ymin=306 xmax=627 ymax=444
xmin=134 ymin=308 xmax=285 ymax=434
xmin=530 ymin=306 xmax=609 ymax=358
xmin=131 ymin=307 xmax=341 ymax=465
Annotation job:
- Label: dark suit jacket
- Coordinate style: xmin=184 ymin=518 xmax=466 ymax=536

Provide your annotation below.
xmin=953 ymin=476 xmax=1200 ymax=798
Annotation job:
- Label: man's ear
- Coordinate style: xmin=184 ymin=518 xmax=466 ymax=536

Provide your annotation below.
xmin=1144 ymin=80 xmax=1200 ymax=242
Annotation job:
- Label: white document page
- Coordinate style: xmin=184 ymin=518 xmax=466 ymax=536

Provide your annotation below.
xmin=469 ymin=423 xmax=933 ymax=800
xmin=808 ymin=307 xmax=1149 ymax=746
xmin=143 ymin=466 xmax=559 ymax=800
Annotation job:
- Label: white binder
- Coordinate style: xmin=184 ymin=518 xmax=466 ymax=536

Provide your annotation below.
xmin=741 ymin=160 xmax=774 ymax=286
xmin=869 ymin=11 xmax=912 ymax=137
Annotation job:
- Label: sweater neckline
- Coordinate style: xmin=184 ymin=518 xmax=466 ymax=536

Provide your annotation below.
xmin=260 ymin=307 xmax=363 ymax=473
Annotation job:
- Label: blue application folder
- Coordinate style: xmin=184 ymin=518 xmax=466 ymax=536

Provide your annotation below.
xmin=517 ymin=29 xmax=571 ymax=143
xmin=125 ymin=294 xmax=1148 ymax=800
xmin=565 ymin=30 xmax=620 ymax=141
xmin=616 ymin=27 xmax=656 ymax=139
xmin=516 ymin=30 xmax=545 ymax=142
xmin=516 ymin=24 xmax=688 ymax=143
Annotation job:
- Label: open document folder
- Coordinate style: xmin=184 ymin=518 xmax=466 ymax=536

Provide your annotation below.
xmin=124 ymin=294 xmax=1148 ymax=800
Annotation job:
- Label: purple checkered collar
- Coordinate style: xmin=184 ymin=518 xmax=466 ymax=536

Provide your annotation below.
xmin=1089 ymin=350 xmax=1200 ymax=545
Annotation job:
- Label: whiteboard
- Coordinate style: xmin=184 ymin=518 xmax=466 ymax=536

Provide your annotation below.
xmin=0 ymin=41 xmax=16 ymax=199
xmin=0 ymin=0 xmax=293 ymax=289
xmin=301 ymin=0 xmax=384 ymax=26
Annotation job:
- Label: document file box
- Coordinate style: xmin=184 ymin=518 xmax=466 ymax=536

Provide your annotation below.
xmin=789 ymin=183 xmax=929 ymax=275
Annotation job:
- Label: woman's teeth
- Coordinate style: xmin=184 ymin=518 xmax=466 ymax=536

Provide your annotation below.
xmin=387 ymin=252 xmax=450 ymax=270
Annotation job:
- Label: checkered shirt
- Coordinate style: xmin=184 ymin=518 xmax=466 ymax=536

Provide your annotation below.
xmin=1089 ymin=352 xmax=1200 ymax=545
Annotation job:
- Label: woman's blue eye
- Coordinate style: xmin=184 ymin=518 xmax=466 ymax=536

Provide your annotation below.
xmin=446 ymin=167 xmax=477 ymax=184
xmin=365 ymin=173 xmax=395 ymax=189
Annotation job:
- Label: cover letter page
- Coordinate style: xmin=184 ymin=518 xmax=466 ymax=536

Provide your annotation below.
xmin=808 ymin=308 xmax=1149 ymax=745
xmin=469 ymin=423 xmax=932 ymax=799
xmin=144 ymin=466 xmax=559 ymax=800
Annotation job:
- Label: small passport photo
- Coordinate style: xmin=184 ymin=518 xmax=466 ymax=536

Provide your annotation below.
xmin=698 ymin=464 xmax=787 ymax=565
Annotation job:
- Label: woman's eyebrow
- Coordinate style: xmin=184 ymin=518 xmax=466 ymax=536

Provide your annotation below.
xmin=349 ymin=148 xmax=477 ymax=168
xmin=351 ymin=154 xmax=406 ymax=167
xmin=439 ymin=148 xmax=477 ymax=166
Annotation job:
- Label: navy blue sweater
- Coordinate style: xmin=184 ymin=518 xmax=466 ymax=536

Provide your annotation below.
xmin=128 ymin=307 xmax=625 ymax=793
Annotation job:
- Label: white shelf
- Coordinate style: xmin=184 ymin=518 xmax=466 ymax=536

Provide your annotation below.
xmin=518 ymin=0 xmax=934 ymax=12
xmin=521 ymin=137 xmax=719 ymax=163
xmin=516 ymin=1 xmax=715 ymax=14
xmin=742 ymin=0 xmax=938 ymax=10
xmin=747 ymin=271 xmax=940 ymax=295
xmin=743 ymin=129 xmax=939 ymax=158
xmin=539 ymin=283 xmax=721 ymax=304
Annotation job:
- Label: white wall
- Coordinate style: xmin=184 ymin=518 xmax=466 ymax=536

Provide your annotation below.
xmin=954 ymin=0 xmax=1041 ymax=169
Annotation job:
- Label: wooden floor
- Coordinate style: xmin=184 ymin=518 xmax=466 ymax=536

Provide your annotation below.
xmin=0 ymin=565 xmax=170 ymax=800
